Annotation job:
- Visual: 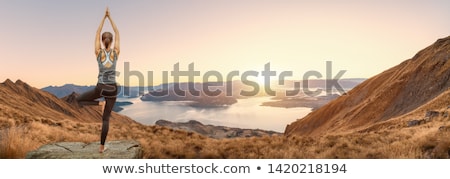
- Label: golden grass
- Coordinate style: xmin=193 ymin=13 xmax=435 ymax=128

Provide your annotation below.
xmin=0 ymin=126 xmax=34 ymax=158
xmin=1 ymin=110 xmax=449 ymax=159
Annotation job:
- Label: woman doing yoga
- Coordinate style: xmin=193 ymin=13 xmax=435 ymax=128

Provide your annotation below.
xmin=76 ymin=7 xmax=120 ymax=153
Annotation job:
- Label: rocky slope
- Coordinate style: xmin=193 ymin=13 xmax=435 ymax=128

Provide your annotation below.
xmin=0 ymin=79 xmax=136 ymax=128
xmin=285 ymin=36 xmax=450 ymax=136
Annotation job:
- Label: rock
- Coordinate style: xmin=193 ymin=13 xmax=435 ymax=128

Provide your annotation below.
xmin=407 ymin=119 xmax=426 ymax=127
xmin=155 ymin=119 xmax=173 ymax=126
xmin=425 ymin=110 xmax=440 ymax=118
xmin=407 ymin=120 xmax=419 ymax=127
xmin=439 ymin=126 xmax=450 ymax=132
xmin=25 ymin=140 xmax=142 ymax=159
xmin=442 ymin=111 xmax=448 ymax=118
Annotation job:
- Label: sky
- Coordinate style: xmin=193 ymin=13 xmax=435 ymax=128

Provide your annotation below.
xmin=1 ymin=0 xmax=449 ymax=88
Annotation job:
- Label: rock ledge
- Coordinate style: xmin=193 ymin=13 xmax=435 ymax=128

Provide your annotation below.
xmin=25 ymin=140 xmax=142 ymax=159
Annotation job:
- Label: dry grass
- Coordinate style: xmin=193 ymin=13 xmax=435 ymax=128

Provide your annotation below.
xmin=0 ymin=126 xmax=35 ymax=158
xmin=1 ymin=107 xmax=450 ymax=159
xmin=0 ymin=121 xmax=99 ymax=158
xmin=3 ymin=37 xmax=450 ymax=159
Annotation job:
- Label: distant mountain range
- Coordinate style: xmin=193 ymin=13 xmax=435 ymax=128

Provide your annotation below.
xmin=272 ymin=78 xmax=366 ymax=89
xmin=41 ymin=79 xmax=365 ymax=109
xmin=42 ymin=78 xmax=366 ymax=99
xmin=41 ymin=84 xmax=145 ymax=98
xmin=41 ymin=84 xmax=95 ymax=98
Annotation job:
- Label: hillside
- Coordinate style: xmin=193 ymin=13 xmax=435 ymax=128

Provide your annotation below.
xmin=0 ymin=79 xmax=135 ymax=126
xmin=285 ymin=36 xmax=450 ymax=136
xmin=0 ymin=79 xmax=211 ymax=158
xmin=5 ymin=78 xmax=449 ymax=159
xmin=2 ymin=37 xmax=450 ymax=159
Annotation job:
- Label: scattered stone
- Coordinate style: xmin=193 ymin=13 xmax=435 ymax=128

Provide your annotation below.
xmin=407 ymin=119 xmax=426 ymax=127
xmin=25 ymin=140 xmax=142 ymax=159
xmin=407 ymin=120 xmax=419 ymax=127
xmin=439 ymin=126 xmax=450 ymax=132
xmin=426 ymin=110 xmax=440 ymax=118
xmin=442 ymin=111 xmax=448 ymax=118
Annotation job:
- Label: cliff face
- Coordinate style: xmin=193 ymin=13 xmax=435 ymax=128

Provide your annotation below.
xmin=285 ymin=36 xmax=450 ymax=136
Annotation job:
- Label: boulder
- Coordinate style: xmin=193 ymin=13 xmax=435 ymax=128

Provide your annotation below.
xmin=425 ymin=110 xmax=440 ymax=118
xmin=25 ymin=140 xmax=142 ymax=159
xmin=407 ymin=119 xmax=426 ymax=127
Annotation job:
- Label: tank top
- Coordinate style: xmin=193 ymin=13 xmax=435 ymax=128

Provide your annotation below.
xmin=97 ymin=49 xmax=118 ymax=84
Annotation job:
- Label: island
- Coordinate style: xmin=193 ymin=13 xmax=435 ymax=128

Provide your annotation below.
xmin=261 ymin=94 xmax=340 ymax=110
xmin=140 ymin=86 xmax=237 ymax=108
xmin=155 ymin=119 xmax=281 ymax=139
xmin=112 ymin=101 xmax=133 ymax=112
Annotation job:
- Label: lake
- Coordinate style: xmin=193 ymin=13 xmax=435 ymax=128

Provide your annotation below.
xmin=116 ymin=96 xmax=312 ymax=133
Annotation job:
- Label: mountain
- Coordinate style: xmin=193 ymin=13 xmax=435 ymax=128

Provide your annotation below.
xmin=0 ymin=79 xmax=210 ymax=158
xmin=274 ymin=78 xmax=366 ymax=90
xmin=0 ymin=79 xmax=136 ymax=127
xmin=41 ymin=84 xmax=94 ymax=98
xmin=42 ymin=84 xmax=145 ymax=98
xmin=285 ymin=36 xmax=450 ymax=136
xmin=2 ymin=35 xmax=450 ymax=159
xmin=42 ymin=79 xmax=365 ymax=101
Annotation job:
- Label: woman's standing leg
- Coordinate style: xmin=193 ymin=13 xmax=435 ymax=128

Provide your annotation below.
xmin=100 ymin=96 xmax=116 ymax=147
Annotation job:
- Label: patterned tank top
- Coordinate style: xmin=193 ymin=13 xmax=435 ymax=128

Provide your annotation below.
xmin=97 ymin=49 xmax=118 ymax=84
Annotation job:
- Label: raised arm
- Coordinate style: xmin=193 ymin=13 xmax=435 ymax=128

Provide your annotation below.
xmin=95 ymin=14 xmax=107 ymax=56
xmin=106 ymin=11 xmax=120 ymax=55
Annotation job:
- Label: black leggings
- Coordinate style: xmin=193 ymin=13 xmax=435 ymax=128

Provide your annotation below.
xmin=76 ymin=83 xmax=118 ymax=145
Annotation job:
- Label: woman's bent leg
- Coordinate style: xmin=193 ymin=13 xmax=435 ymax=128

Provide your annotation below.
xmin=76 ymin=85 xmax=102 ymax=106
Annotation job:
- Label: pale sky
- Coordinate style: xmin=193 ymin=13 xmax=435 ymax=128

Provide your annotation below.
xmin=1 ymin=0 xmax=449 ymax=88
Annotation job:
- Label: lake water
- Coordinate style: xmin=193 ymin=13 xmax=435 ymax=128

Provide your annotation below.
xmin=116 ymin=96 xmax=312 ymax=133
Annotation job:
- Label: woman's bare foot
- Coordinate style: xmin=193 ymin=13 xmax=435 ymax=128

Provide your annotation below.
xmin=99 ymin=145 xmax=107 ymax=153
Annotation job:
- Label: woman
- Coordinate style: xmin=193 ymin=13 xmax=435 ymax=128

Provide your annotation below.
xmin=76 ymin=8 xmax=120 ymax=153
